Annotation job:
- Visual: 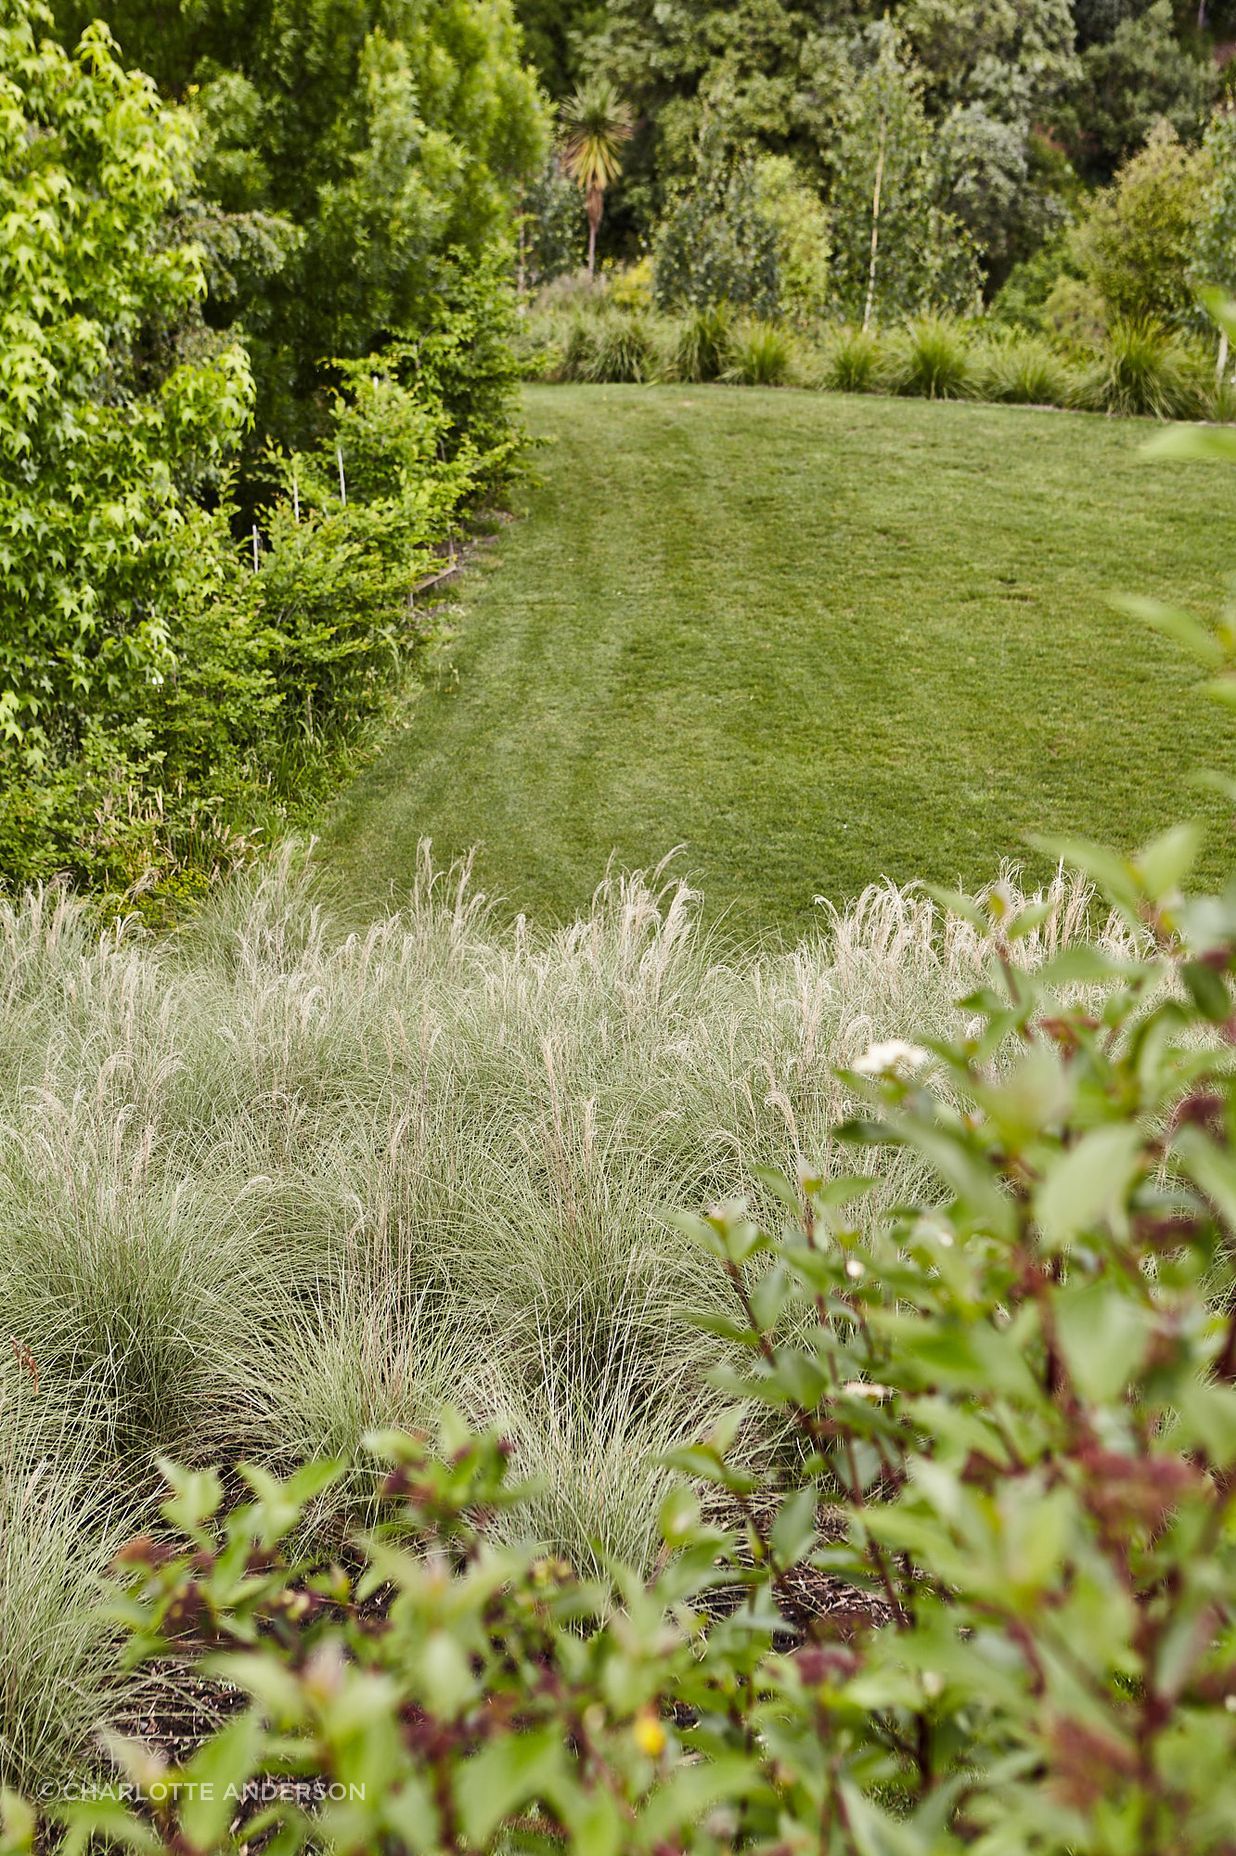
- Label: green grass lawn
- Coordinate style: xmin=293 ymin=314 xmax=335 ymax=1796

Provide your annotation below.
xmin=318 ymin=384 xmax=1236 ymax=939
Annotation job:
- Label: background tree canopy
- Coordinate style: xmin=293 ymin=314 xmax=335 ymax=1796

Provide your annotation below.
xmin=511 ymin=0 xmax=1227 ymax=294
xmin=53 ymin=0 xmax=547 ymax=448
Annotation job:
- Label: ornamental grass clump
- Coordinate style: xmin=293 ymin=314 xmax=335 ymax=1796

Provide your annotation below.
xmin=721 ymin=318 xmax=795 ymax=386
xmin=818 ymin=322 xmax=888 ymax=393
xmin=1078 ymin=317 xmax=1208 ymax=418
xmin=0 ymin=849 xmax=1125 ymax=1792
xmin=885 ymin=314 xmax=976 ymax=400
xmin=975 ymin=332 xmax=1080 ymax=407
xmin=664 ymin=303 xmax=734 ymax=382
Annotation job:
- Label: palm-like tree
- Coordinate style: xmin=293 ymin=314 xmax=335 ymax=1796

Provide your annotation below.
xmin=560 ymin=78 xmax=633 ymax=280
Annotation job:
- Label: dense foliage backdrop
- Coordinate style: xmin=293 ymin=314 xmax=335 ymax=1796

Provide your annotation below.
xmin=0 ymin=0 xmax=545 ymax=900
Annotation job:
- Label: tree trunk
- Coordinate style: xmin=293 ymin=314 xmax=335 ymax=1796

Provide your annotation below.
xmin=1219 ymin=326 xmax=1230 ymax=384
xmin=587 ymin=187 xmax=603 ymax=280
xmin=862 ymin=119 xmax=887 ymax=334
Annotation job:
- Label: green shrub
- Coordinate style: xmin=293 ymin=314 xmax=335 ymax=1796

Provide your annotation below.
xmin=0 ymin=7 xmax=528 ymax=902
xmin=1078 ymin=317 xmax=1208 ymax=418
xmin=886 ymin=315 xmax=976 ymax=400
xmin=653 ymin=134 xmax=780 ymax=317
xmin=52 ymin=0 xmax=549 ymax=455
xmin=0 ymin=7 xmax=252 ymax=782
xmin=975 ymin=333 xmax=1079 ymax=407
xmin=721 ymin=317 xmax=794 ymax=386
xmin=1071 ymin=119 xmax=1210 ymax=331
xmin=819 ymin=323 xmax=887 ymax=392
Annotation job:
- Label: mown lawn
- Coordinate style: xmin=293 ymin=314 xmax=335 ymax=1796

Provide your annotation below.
xmin=319 ymin=384 xmax=1236 ymax=939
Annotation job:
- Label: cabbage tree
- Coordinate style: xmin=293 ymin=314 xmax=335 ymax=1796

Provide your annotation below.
xmin=561 ymin=78 xmax=633 ymax=278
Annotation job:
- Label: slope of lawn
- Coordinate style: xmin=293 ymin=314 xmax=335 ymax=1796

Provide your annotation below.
xmin=319 ymin=384 xmax=1236 ymax=938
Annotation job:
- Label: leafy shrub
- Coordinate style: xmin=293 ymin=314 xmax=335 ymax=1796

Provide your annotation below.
xmin=1078 ymin=317 xmax=1208 ymax=418
xmin=654 ymin=135 xmax=780 ymax=316
xmin=721 ymin=318 xmax=795 ymax=386
xmin=975 ymin=333 xmax=1080 ymax=407
xmin=606 ymin=256 xmax=656 ymax=311
xmin=518 ymin=156 xmax=586 ymax=289
xmin=0 ymin=7 xmax=252 ymax=780
xmin=0 ymin=7 xmax=529 ymax=902
xmin=885 ymin=315 xmax=976 ymax=399
xmin=752 ymin=153 xmax=831 ymax=324
xmin=53 ymin=0 xmax=549 ymax=454
xmin=1071 ymin=118 xmax=1210 ymax=330
xmin=819 ymin=323 xmax=888 ymax=392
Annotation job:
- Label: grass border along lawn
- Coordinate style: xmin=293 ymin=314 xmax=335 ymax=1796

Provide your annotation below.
xmin=318 ymin=383 xmax=1236 ymax=941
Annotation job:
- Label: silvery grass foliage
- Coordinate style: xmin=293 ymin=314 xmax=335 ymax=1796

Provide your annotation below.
xmin=0 ymin=849 xmax=1123 ymax=1786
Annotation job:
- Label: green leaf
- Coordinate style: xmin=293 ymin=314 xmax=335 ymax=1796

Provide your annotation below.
xmin=770 ymin=1484 xmax=818 ymax=1569
xmin=658 ymin=1482 xmax=700 ymax=1545
xmin=179 ymin=1711 xmax=262 ymax=1851
xmin=1144 ymin=422 xmax=1236 ymax=465
xmin=1182 ymin=959 xmax=1231 ymax=1024
xmin=157 ymin=1459 xmax=222 ymax=1542
xmin=1113 ymin=595 xmax=1224 ymax=669
xmin=1054 ymin=1281 xmax=1149 ymax=1404
xmin=1134 ymin=821 xmax=1203 ymax=901
xmin=457 ymin=1728 xmax=567 ymax=1845
xmin=1027 ymin=833 xmax=1139 ymax=913
xmin=1034 ymin=1124 xmax=1143 ymax=1247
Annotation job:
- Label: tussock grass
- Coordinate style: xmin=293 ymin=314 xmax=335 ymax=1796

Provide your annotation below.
xmin=0 ymin=852 xmax=1126 ymax=1781
xmin=1076 ymin=319 xmax=1207 ymax=420
xmin=818 ymin=324 xmax=887 ymax=393
xmin=722 ymin=318 xmax=796 ymax=387
xmin=665 ymin=304 xmax=734 ymax=383
xmin=973 ymin=334 xmax=1079 ymax=408
xmin=885 ymin=317 xmax=976 ymax=400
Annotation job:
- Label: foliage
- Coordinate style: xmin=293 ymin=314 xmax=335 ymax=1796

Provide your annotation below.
xmin=828 ymin=22 xmax=980 ymax=327
xmin=1193 ymin=108 xmax=1236 ymax=315
xmin=974 ymin=331 xmax=1079 ymax=406
xmin=820 ymin=324 xmax=888 ymax=393
xmin=54 ymin=0 xmax=549 ymax=452
xmin=569 ymin=311 xmax=660 ymax=382
xmin=1066 ymin=0 xmax=1215 ymax=181
xmin=0 ymin=3 xmax=533 ymax=899
xmin=0 ymin=849 xmax=1095 ymax=1787
xmin=668 ymin=303 xmax=736 ymax=382
xmin=519 ymin=157 xmax=587 ymax=289
xmin=721 ymin=318 xmax=796 ymax=386
xmin=991 ymin=232 xmax=1083 ymax=333
xmin=654 ymin=137 xmax=781 ymax=316
xmin=1073 ymin=119 xmax=1211 ymax=329
xmin=1077 ymin=316 xmax=1208 ymax=416
xmin=15 ymin=688 xmax=1236 ymax=1847
xmin=0 ymin=6 xmax=249 ymax=769
xmin=751 ymin=155 xmax=832 ymax=325
xmin=514 ymin=0 xmax=604 ymax=96
xmin=885 ymin=315 xmax=977 ymax=399
xmin=1044 ymin=272 xmax=1111 ymax=350
xmin=903 ymin=0 xmax=1080 ymax=284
